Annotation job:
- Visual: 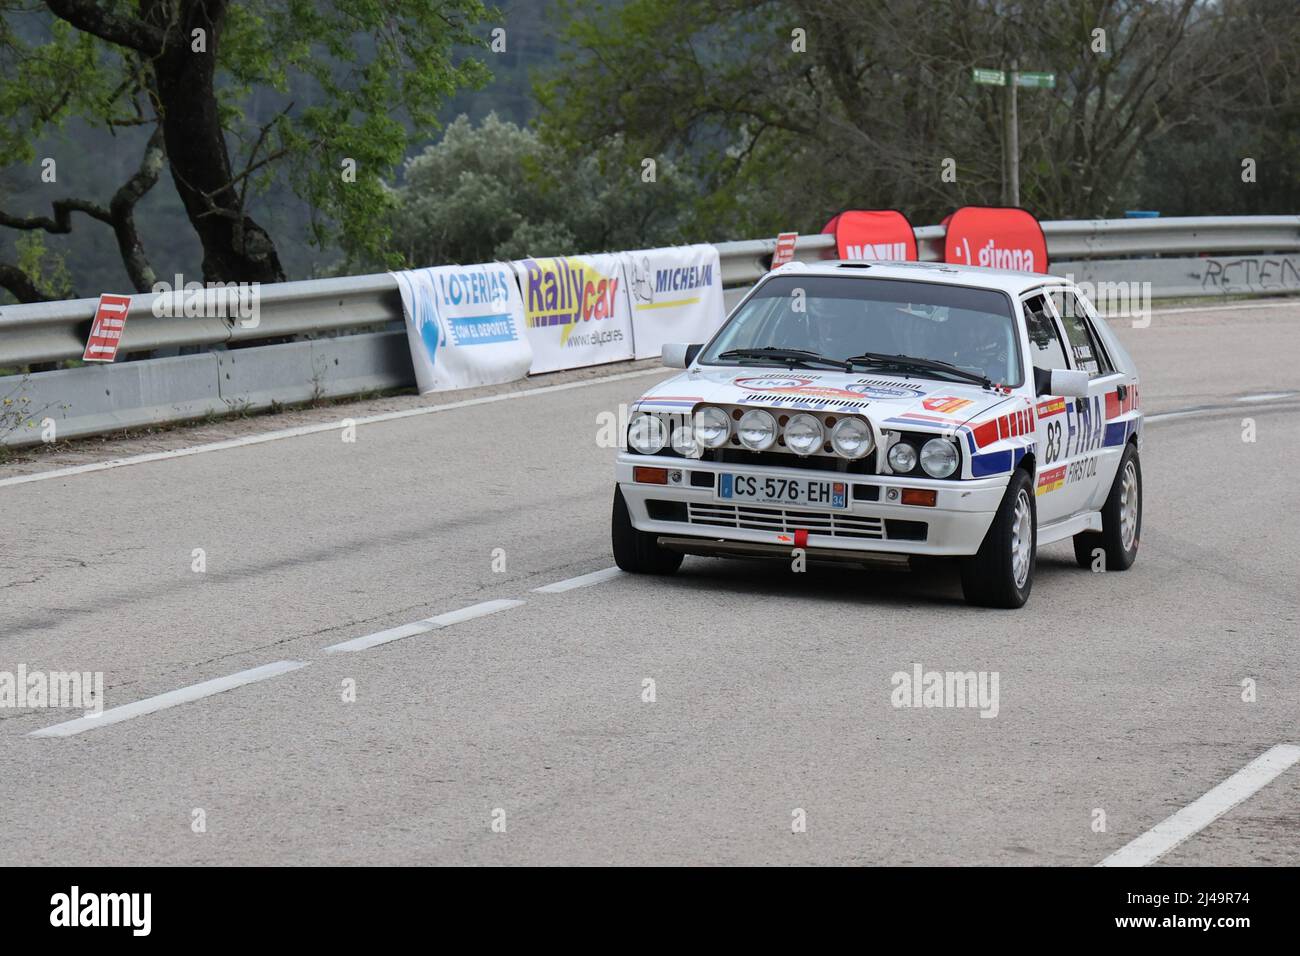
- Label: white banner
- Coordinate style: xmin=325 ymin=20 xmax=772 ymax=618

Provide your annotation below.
xmin=621 ymin=244 xmax=726 ymax=359
xmin=512 ymin=254 xmax=634 ymax=373
xmin=391 ymin=263 xmax=533 ymax=394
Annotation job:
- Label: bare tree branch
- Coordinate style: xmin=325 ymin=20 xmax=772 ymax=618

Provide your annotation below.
xmin=0 ymin=124 xmax=166 ymax=294
xmin=42 ymin=0 xmax=166 ymax=56
xmin=0 ymin=262 xmax=47 ymax=303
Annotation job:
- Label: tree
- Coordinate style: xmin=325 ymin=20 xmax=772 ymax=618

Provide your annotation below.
xmin=383 ymin=112 xmax=695 ymax=268
xmin=537 ymin=0 xmax=1299 ymax=231
xmin=1130 ymin=0 xmax=1300 ymax=214
xmin=0 ymin=0 xmax=491 ymax=302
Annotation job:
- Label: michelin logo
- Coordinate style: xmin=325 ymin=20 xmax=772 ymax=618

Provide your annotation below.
xmin=654 ymin=263 xmax=714 ymax=293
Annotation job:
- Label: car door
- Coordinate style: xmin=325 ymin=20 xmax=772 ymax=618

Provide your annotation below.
xmin=1048 ymin=286 xmax=1136 ymax=512
xmin=1020 ymin=290 xmax=1077 ymax=524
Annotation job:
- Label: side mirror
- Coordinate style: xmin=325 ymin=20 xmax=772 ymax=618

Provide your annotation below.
xmin=1048 ymin=368 xmax=1090 ymax=398
xmin=662 ymin=343 xmax=702 ymax=369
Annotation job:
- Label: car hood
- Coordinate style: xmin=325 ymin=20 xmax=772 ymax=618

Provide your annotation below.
xmin=635 ymin=366 xmax=1013 ymax=431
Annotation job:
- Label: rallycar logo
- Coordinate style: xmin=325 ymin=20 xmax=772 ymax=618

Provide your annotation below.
xmin=520 ymin=257 xmax=621 ymax=344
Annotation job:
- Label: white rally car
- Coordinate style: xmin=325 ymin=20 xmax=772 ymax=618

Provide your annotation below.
xmin=611 ymin=260 xmax=1142 ymax=608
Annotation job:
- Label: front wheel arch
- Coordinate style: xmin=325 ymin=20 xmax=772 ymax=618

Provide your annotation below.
xmin=959 ymin=468 xmax=1036 ymax=609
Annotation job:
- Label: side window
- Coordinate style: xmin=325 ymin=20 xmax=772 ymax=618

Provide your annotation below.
xmin=1022 ymin=293 xmax=1069 ymax=374
xmin=1050 ymin=290 xmax=1114 ymax=376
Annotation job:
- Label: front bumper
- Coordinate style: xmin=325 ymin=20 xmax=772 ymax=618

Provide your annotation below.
xmin=616 ymin=453 xmax=1008 ymax=557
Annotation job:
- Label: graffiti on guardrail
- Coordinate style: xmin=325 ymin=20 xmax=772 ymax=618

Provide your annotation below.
xmin=1200 ymin=255 xmax=1300 ymax=294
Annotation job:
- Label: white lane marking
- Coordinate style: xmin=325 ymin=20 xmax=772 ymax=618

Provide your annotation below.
xmin=1237 ymin=391 xmax=1297 ymax=402
xmin=1146 ymin=299 xmax=1300 ymax=316
xmin=1097 ymin=744 xmax=1300 ymax=867
xmin=323 ymin=599 xmax=525 ymax=653
xmin=532 ymin=567 xmax=624 ymax=594
xmin=28 ymin=660 xmax=308 ymax=738
xmin=1146 ymin=409 xmax=1204 ymax=423
xmin=0 ymin=366 xmax=670 ymax=489
xmin=1146 ymin=393 xmax=1300 ymax=423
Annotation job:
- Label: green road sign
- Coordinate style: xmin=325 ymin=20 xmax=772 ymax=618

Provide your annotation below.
xmin=1016 ymin=72 xmax=1056 ymax=89
xmin=972 ymin=68 xmax=1006 ymax=86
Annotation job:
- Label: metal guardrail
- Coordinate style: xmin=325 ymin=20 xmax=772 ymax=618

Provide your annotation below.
xmin=666 ymin=215 xmax=1300 ymax=286
xmin=2 ymin=215 xmax=1299 ymax=448
xmin=3 ymin=215 xmax=1297 ymax=368
xmin=0 ymin=274 xmax=402 ymax=368
xmin=1043 ymin=215 xmax=1300 ymax=258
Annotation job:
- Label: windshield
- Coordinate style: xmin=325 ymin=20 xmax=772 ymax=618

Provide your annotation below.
xmin=699 ymin=275 xmax=1023 ymax=387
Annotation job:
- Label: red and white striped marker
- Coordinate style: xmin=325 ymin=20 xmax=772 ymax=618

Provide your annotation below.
xmin=82 ymin=293 xmax=132 ymax=363
xmin=771 ymin=232 xmax=798 ymax=269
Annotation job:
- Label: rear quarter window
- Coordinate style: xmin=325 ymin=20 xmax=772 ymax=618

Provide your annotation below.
xmin=1050 ymin=290 xmax=1114 ymax=376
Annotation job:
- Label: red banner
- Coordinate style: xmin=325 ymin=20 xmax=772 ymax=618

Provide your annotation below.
xmin=942 ymin=206 xmax=1048 ymax=274
xmin=821 ymin=209 xmax=917 ymax=261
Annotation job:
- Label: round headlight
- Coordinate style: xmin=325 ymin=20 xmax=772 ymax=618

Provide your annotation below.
xmin=783 ymin=413 xmax=824 ymax=456
xmin=887 ymin=440 xmax=917 ymax=473
xmin=830 ymin=417 xmax=874 ymax=459
xmin=737 ymin=409 xmax=778 ymax=451
xmin=920 ymin=437 xmax=959 ymax=478
xmin=693 ymin=406 xmax=731 ymax=448
xmin=628 ymin=413 xmax=667 ymax=454
xmin=670 ymin=421 xmax=700 ymax=457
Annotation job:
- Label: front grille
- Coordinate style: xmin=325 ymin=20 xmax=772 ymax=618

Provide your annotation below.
xmin=687 ymin=503 xmax=886 ymax=539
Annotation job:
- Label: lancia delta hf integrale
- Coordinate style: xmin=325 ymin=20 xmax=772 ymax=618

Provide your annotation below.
xmin=611 ymin=261 xmax=1143 ymax=608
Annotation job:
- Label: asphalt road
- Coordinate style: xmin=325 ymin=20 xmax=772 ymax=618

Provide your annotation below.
xmin=1 ymin=301 xmax=1297 ymax=865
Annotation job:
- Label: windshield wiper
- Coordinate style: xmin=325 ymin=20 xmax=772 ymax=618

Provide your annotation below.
xmin=845 ymin=352 xmax=992 ymax=388
xmin=718 ymin=347 xmax=851 ymax=371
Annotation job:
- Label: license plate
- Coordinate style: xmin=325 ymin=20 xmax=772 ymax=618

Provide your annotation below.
xmin=718 ymin=474 xmax=848 ymax=509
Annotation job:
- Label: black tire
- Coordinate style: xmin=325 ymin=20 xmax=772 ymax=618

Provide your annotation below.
xmin=960 ymin=468 xmax=1036 ymax=609
xmin=611 ymin=485 xmax=683 ymax=575
xmin=1073 ymin=443 xmax=1141 ymax=572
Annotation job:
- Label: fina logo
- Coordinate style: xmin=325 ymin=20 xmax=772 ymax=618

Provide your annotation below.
xmin=733 ymin=375 xmax=815 ymax=390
